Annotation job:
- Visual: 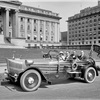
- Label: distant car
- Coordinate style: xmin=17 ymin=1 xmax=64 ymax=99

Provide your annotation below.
xmin=5 ymin=50 xmax=99 ymax=92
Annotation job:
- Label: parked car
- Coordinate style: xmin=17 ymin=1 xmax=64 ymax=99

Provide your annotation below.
xmin=5 ymin=50 xmax=99 ymax=92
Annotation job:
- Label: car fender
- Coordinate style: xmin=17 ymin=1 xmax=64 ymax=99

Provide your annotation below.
xmin=19 ymin=67 xmax=51 ymax=84
xmin=81 ymin=65 xmax=99 ymax=78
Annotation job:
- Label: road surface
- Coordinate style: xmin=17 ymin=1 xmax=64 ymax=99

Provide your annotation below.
xmin=0 ymin=73 xmax=100 ymax=100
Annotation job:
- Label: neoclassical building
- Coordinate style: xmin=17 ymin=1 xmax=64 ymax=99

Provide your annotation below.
xmin=0 ymin=0 xmax=61 ymax=47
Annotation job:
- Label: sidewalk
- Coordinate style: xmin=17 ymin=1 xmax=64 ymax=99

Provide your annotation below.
xmin=0 ymin=44 xmax=26 ymax=49
xmin=0 ymin=63 xmax=7 ymax=74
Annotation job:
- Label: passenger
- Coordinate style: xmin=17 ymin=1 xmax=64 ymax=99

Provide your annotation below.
xmin=66 ymin=51 xmax=70 ymax=59
xmin=70 ymin=50 xmax=77 ymax=59
xmin=59 ymin=51 xmax=66 ymax=60
xmin=78 ymin=51 xmax=86 ymax=60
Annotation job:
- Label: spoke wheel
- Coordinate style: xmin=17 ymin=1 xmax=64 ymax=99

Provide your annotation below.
xmin=84 ymin=67 xmax=96 ymax=83
xmin=20 ymin=70 xmax=41 ymax=92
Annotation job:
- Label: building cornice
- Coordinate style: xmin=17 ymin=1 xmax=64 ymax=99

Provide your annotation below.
xmin=20 ymin=10 xmax=62 ymax=20
xmin=1 ymin=0 xmax=22 ymax=6
xmin=67 ymin=5 xmax=100 ymax=22
xmin=22 ymin=5 xmax=52 ymax=13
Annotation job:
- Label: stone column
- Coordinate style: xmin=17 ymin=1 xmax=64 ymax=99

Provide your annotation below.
xmin=12 ymin=9 xmax=19 ymax=38
xmin=18 ymin=17 xmax=20 ymax=37
xmin=15 ymin=9 xmax=18 ymax=37
xmin=57 ymin=23 xmax=60 ymax=43
xmin=55 ymin=22 xmax=57 ymax=42
xmin=49 ymin=22 xmax=51 ymax=42
xmin=38 ymin=19 xmax=40 ymax=41
xmin=31 ymin=19 xmax=34 ymax=40
xmin=25 ymin=18 xmax=27 ymax=39
xmin=3 ymin=8 xmax=10 ymax=37
xmin=43 ymin=21 xmax=46 ymax=42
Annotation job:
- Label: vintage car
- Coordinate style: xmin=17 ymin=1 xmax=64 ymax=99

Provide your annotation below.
xmin=5 ymin=50 xmax=99 ymax=92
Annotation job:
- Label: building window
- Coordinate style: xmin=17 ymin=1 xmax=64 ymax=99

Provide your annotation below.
xmin=86 ymin=41 xmax=88 ymax=44
xmin=34 ymin=35 xmax=37 ymax=40
xmin=98 ymin=27 xmax=100 ymax=30
xmin=40 ymin=20 xmax=44 ymax=33
xmin=90 ymin=28 xmax=92 ymax=31
xmin=98 ymin=36 xmax=100 ymax=39
xmin=28 ymin=18 xmax=30 ymax=23
xmin=46 ymin=35 xmax=48 ymax=41
xmin=20 ymin=32 xmax=24 ymax=37
xmin=90 ymin=37 xmax=92 ymax=39
xmin=27 ymin=34 xmax=30 ymax=40
xmin=89 ymin=20 xmax=92 ymax=23
xmin=34 ymin=19 xmax=37 ymax=23
xmin=34 ymin=25 xmax=37 ymax=32
xmin=40 ymin=35 xmax=43 ymax=41
xmin=94 ymin=41 xmax=96 ymax=44
xmin=94 ymin=19 xmax=97 ymax=22
xmin=34 ymin=19 xmax=38 ymax=32
xmin=20 ymin=24 xmax=24 ymax=31
xmin=86 ymin=37 xmax=88 ymax=40
xmin=98 ymin=31 xmax=100 ymax=34
xmin=9 ymin=21 xmax=11 ymax=27
xmin=51 ymin=22 xmax=55 ymax=34
xmin=98 ymin=40 xmax=100 ymax=43
xmin=45 ymin=21 xmax=49 ymax=34
xmin=51 ymin=36 xmax=54 ymax=41
xmin=94 ymin=27 xmax=96 ymax=30
xmin=27 ymin=25 xmax=30 ymax=31
xmin=21 ymin=17 xmax=23 ymax=22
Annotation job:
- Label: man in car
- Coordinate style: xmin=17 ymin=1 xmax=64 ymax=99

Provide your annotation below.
xmin=59 ymin=51 xmax=66 ymax=61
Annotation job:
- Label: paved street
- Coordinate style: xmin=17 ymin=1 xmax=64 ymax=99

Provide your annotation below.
xmin=0 ymin=74 xmax=100 ymax=100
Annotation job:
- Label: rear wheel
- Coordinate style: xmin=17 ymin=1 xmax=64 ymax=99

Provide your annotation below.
xmin=20 ymin=70 xmax=41 ymax=92
xmin=84 ymin=67 xmax=96 ymax=83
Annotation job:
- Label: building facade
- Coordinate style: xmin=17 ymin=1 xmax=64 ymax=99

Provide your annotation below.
xmin=0 ymin=0 xmax=61 ymax=47
xmin=67 ymin=1 xmax=100 ymax=46
xmin=61 ymin=31 xmax=67 ymax=46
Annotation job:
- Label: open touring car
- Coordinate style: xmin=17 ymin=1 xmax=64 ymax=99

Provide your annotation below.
xmin=5 ymin=50 xmax=99 ymax=92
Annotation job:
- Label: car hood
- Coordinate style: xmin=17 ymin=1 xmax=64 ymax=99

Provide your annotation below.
xmin=7 ymin=58 xmax=58 ymax=65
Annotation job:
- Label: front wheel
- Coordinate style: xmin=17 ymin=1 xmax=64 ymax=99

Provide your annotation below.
xmin=20 ymin=70 xmax=41 ymax=92
xmin=84 ymin=67 xmax=96 ymax=83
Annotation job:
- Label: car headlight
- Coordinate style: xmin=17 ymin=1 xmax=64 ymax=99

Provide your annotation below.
xmin=25 ymin=60 xmax=34 ymax=66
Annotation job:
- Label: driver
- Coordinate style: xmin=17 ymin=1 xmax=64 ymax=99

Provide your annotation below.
xmin=59 ymin=51 xmax=66 ymax=60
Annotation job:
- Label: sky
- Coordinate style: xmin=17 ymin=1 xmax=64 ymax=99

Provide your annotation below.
xmin=19 ymin=0 xmax=98 ymax=32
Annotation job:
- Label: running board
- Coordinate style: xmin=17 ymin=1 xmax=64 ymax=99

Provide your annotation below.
xmin=67 ymin=71 xmax=81 ymax=74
